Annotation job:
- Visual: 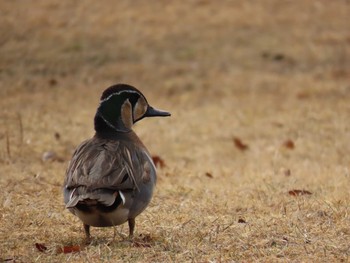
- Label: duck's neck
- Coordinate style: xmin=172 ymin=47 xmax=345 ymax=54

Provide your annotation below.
xmin=94 ymin=115 xmax=138 ymax=141
xmin=94 ymin=115 xmax=116 ymax=134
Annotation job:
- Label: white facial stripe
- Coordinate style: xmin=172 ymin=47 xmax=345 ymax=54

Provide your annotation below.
xmin=97 ymin=89 xmax=148 ymax=131
xmin=99 ymin=90 xmax=140 ymax=104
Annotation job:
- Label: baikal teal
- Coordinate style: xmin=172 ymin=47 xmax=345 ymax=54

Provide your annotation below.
xmin=63 ymin=83 xmax=170 ymax=242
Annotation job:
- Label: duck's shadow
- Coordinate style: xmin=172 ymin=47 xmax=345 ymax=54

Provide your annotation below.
xmin=56 ymin=232 xmax=156 ymax=252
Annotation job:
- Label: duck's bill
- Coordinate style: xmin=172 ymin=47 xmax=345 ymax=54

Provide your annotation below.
xmin=145 ymin=106 xmax=171 ymax=117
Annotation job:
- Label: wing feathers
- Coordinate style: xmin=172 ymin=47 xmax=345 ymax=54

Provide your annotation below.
xmin=64 ymin=137 xmax=154 ymax=208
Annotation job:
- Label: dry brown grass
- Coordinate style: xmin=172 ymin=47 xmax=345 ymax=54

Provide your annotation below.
xmin=1 ymin=0 xmax=350 ymax=262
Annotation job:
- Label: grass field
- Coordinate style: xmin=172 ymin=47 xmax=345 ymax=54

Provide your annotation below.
xmin=1 ymin=0 xmax=350 ymax=262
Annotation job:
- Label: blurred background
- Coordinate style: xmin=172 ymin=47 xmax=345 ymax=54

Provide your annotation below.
xmin=1 ymin=0 xmax=349 ymax=173
xmin=1 ymin=0 xmax=350 ymax=261
xmin=1 ymin=0 xmax=349 ymax=168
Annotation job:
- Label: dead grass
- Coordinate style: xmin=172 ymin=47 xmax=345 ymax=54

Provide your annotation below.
xmin=1 ymin=0 xmax=350 ymax=262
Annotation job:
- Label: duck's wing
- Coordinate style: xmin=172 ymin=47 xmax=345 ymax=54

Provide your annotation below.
xmin=64 ymin=137 xmax=155 ymax=208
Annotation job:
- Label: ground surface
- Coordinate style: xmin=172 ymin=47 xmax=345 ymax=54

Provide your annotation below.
xmin=1 ymin=0 xmax=350 ymax=262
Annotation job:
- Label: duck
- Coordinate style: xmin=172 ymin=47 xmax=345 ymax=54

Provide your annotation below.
xmin=63 ymin=83 xmax=170 ymax=241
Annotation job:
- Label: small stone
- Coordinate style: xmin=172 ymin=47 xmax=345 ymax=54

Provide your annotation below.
xmin=42 ymin=151 xmax=56 ymax=162
xmin=3 ymin=196 xmax=11 ymax=207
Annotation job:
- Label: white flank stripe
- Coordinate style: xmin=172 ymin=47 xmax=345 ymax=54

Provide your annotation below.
xmin=119 ymin=191 xmax=126 ymax=205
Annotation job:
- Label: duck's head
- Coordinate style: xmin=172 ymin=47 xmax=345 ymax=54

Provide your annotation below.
xmin=94 ymin=84 xmax=171 ymax=133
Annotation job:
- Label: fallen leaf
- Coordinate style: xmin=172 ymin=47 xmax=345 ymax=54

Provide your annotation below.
xmin=49 ymin=78 xmax=57 ymax=86
xmin=331 ymin=69 xmax=350 ymax=80
xmin=1 ymin=258 xmax=15 ymax=262
xmin=273 ymin=53 xmax=285 ymax=61
xmin=283 ymin=140 xmax=295 ymax=149
xmin=261 ymin=51 xmax=270 ymax=58
xmin=284 ymin=169 xmax=291 ymax=176
xmin=271 ymin=122 xmax=284 ymax=128
xmin=288 ymin=190 xmax=312 ymax=196
xmin=296 ymin=92 xmax=310 ymax=99
xmin=57 ymin=245 xmax=81 ymax=254
xmin=35 ymin=243 xmax=47 ymax=252
xmin=205 ymin=172 xmax=213 ymax=178
xmin=233 ymin=137 xmax=249 ymax=151
xmin=238 ymin=218 xmax=246 ymax=223
xmin=54 ymin=132 xmax=61 ymax=140
xmin=261 ymin=51 xmax=286 ymax=61
xmin=152 ymin=155 xmax=166 ymax=168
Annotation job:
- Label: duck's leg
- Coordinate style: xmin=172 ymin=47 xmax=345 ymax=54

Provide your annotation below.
xmin=84 ymin=224 xmax=91 ymax=243
xmin=128 ymin=218 xmax=135 ymax=237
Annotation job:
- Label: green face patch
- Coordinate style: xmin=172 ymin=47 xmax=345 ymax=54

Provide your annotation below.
xmin=98 ymin=91 xmax=140 ymax=132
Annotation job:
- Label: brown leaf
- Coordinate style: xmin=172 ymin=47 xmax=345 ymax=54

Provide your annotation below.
xmin=152 ymin=155 xmax=166 ymax=168
xmin=1 ymin=258 xmax=15 ymax=262
xmin=205 ymin=172 xmax=213 ymax=178
xmin=273 ymin=53 xmax=285 ymax=61
xmin=331 ymin=69 xmax=350 ymax=80
xmin=54 ymin=132 xmax=61 ymax=140
xmin=288 ymin=190 xmax=312 ymax=196
xmin=271 ymin=122 xmax=284 ymax=128
xmin=284 ymin=169 xmax=291 ymax=177
xmin=35 ymin=243 xmax=47 ymax=252
xmin=233 ymin=137 xmax=249 ymax=151
xmin=57 ymin=245 xmax=81 ymax=254
xmin=49 ymin=78 xmax=58 ymax=86
xmin=283 ymin=140 xmax=295 ymax=149
xmin=296 ymin=92 xmax=310 ymax=99
xmin=238 ymin=218 xmax=246 ymax=223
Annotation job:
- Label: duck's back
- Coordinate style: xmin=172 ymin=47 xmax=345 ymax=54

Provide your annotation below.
xmin=63 ymin=132 xmax=156 ymax=226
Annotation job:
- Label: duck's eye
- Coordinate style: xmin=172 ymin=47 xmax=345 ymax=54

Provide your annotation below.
xmin=133 ymin=97 xmax=148 ymax=121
